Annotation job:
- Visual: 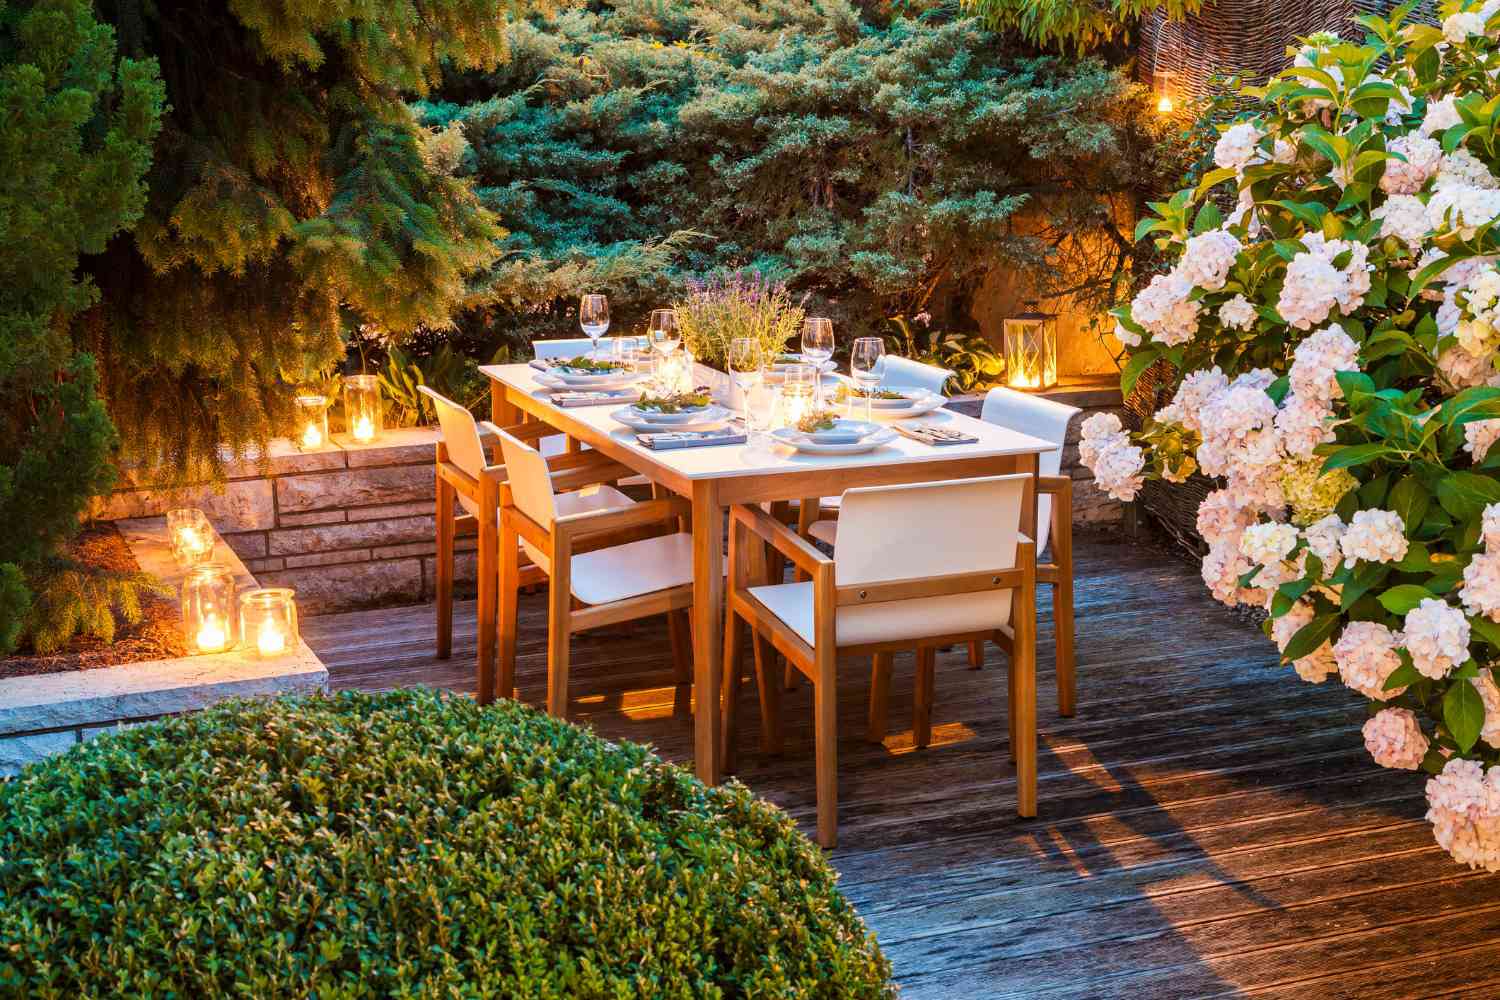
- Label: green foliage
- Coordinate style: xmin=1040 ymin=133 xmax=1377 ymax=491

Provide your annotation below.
xmin=0 ymin=689 xmax=895 ymax=998
xmin=960 ymin=0 xmax=1205 ymax=52
xmin=78 ymin=0 xmax=533 ymax=480
xmin=377 ymin=342 xmax=490 ymax=426
xmin=0 ymin=0 xmax=164 ymax=653
xmin=883 ymin=315 xmax=1005 ymax=393
xmin=423 ymin=2 xmax=1182 ymax=353
xmin=21 ymin=553 xmax=166 ymax=655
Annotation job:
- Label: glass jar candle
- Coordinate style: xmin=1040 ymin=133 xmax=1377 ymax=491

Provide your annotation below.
xmin=778 ymin=381 xmax=816 ymax=430
xmin=239 ymin=587 xmax=298 ymax=659
xmin=295 ymin=394 xmax=329 ymax=451
xmin=343 ymin=374 xmax=382 ymax=443
xmin=182 ymin=563 xmax=238 ymax=654
xmin=166 ymin=508 xmax=213 ymax=567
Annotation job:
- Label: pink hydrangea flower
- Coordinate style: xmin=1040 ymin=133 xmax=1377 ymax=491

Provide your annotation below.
xmin=1363 ymin=708 xmax=1429 ymax=769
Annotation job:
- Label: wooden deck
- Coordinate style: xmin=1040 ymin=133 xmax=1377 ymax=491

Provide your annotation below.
xmin=304 ymin=535 xmax=1500 ymax=999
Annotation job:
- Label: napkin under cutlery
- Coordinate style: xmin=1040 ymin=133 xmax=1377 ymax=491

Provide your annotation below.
xmin=638 ymin=428 xmax=747 ymax=450
xmin=893 ymin=422 xmax=978 ymax=446
xmin=551 ymin=389 xmax=641 ymax=407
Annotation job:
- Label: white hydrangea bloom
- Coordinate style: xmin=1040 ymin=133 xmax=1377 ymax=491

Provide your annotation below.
xmin=1112 ymin=320 xmax=1140 ymax=348
xmin=1402 ymin=598 xmax=1471 ymax=679
xmin=1373 ymin=193 xmax=1430 ymax=248
xmin=1427 ymin=184 xmax=1500 ymax=239
xmin=1333 ymin=620 xmax=1406 ymax=700
xmin=1363 ymin=707 xmax=1430 ymax=769
xmin=1484 ymin=503 xmax=1500 ymax=549
xmin=1438 ymin=148 xmax=1499 ymax=191
xmin=1426 ymin=758 xmax=1500 ymax=872
xmin=1289 ymin=324 xmax=1361 ymax=403
xmin=1277 ymin=235 xmax=1371 ymax=330
xmin=1444 ymin=10 xmax=1486 ymax=44
xmin=1214 ymin=122 xmax=1263 ymax=171
xmin=1271 ymin=600 xmax=1337 ymax=682
xmin=1130 ymin=270 xmax=1201 ymax=346
xmin=1461 ymin=549 xmax=1500 ymax=621
xmin=1381 ymin=134 xmax=1443 ymax=195
xmin=1240 ymin=520 xmax=1298 ymax=566
xmin=1195 ymin=488 xmax=1260 ymax=547
xmin=1302 ymin=514 xmax=1346 ymax=572
xmin=1179 ymin=230 xmax=1241 ymax=291
xmin=1275 ymin=393 xmax=1334 ymax=457
xmin=1218 ymin=294 xmax=1256 ymax=331
xmin=1465 ymin=418 xmax=1500 ymax=462
xmin=1422 ymin=94 xmax=1462 ymax=136
xmin=1202 ymin=536 xmax=1260 ymax=607
xmin=1473 ymin=668 xmax=1500 ymax=748
xmin=1078 ymin=413 xmax=1144 ymax=502
xmin=1436 ymin=344 xmax=1493 ymax=390
xmin=1340 ymin=508 xmax=1409 ymax=564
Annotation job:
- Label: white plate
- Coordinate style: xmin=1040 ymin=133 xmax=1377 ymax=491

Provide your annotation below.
xmin=799 ymin=418 xmax=882 ymax=444
xmin=772 ymin=426 xmax=898 ymax=455
xmin=553 ymin=367 xmax=636 ymax=386
xmin=627 ymin=404 xmax=714 ymax=424
xmin=537 ymin=371 xmax=640 ymax=392
xmin=770 ymin=355 xmax=837 ymax=371
xmin=612 ymin=405 xmax=732 ymax=433
xmin=847 ymin=389 xmax=947 ymax=418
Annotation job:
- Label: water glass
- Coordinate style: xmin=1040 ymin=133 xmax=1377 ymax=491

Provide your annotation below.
xmin=648 ymin=309 xmax=679 ymax=359
xmin=729 ymin=337 xmax=764 ymax=422
xmin=580 ymin=294 xmax=609 ymax=358
xmin=744 ymin=381 xmax=779 ymax=459
xmin=801 ymin=318 xmax=834 ymax=406
xmin=850 ymin=336 xmax=886 ymax=422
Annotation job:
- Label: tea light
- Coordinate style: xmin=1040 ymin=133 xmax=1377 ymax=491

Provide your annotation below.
xmin=166 ymin=508 xmax=212 ymax=567
xmin=295 ymin=394 xmax=329 ymax=451
xmin=182 ymin=563 xmax=238 ymax=654
xmin=343 ymin=374 xmax=381 ymax=444
xmin=778 ymin=382 xmax=815 ymax=429
xmin=240 ymin=587 xmax=298 ymax=659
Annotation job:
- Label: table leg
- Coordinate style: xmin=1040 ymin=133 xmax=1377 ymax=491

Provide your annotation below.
xmin=691 ymin=480 xmax=724 ymax=785
xmin=490 ymin=381 xmax=522 ymax=427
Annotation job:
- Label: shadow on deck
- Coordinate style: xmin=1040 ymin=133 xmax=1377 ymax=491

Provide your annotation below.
xmin=303 ymin=536 xmax=1500 ymax=1000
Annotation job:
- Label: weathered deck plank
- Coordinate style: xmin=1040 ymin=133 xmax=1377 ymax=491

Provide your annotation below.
xmin=303 ymin=537 xmax=1500 ymax=998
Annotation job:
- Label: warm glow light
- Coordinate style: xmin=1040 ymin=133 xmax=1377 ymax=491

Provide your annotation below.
xmin=196 ymin=614 xmax=228 ymax=653
xmin=256 ymin=618 xmax=287 ymax=656
xmin=352 ymin=415 xmax=375 ymax=442
xmin=175 ymin=527 xmax=207 ymax=556
xmin=1009 ymin=371 xmax=1042 ymax=390
xmin=1156 ymin=93 xmax=1174 ymax=114
xmin=301 ymin=423 xmax=323 ymax=448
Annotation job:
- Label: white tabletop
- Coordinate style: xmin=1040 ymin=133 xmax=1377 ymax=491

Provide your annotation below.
xmin=481 ymin=363 xmax=1058 ymax=481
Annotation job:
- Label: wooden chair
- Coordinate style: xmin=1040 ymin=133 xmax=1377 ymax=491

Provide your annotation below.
xmin=422 ymin=386 xmax=636 ymax=702
xmin=723 ymin=474 xmax=1038 ymax=848
xmin=495 ymin=428 xmax=699 ymax=719
xmin=966 ymin=388 xmax=1079 ymax=716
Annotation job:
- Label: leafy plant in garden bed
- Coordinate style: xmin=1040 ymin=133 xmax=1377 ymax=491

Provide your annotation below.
xmin=883 ymin=315 xmax=1006 ymax=393
xmin=1082 ymin=5 xmax=1500 ymax=871
xmin=0 ymin=689 xmax=894 ymax=998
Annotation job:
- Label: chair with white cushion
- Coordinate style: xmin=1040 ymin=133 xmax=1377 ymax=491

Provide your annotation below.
xmin=496 ymin=428 xmax=697 ymax=719
xmin=723 ymin=475 xmax=1038 ymax=848
xmin=967 ymin=387 xmax=1079 ymax=715
xmin=881 ymin=355 xmax=953 ymax=395
xmin=531 ymin=337 xmax=650 ymax=477
xmin=422 ymin=386 xmax=638 ymax=703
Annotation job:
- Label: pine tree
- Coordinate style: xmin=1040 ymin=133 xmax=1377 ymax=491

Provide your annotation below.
xmin=80 ymin=0 xmax=530 ymax=480
xmin=0 ymin=0 xmax=165 ymax=654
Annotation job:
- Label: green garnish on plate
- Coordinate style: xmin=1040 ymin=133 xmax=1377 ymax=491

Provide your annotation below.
xmin=838 ymin=385 xmax=906 ymax=400
xmin=795 ymin=409 xmax=842 ymax=433
xmin=557 ymin=356 xmax=626 ymax=373
xmin=635 ymin=391 xmax=712 ymax=413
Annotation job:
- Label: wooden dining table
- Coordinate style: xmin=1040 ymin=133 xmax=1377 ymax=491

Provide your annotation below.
xmin=482 ymin=362 xmax=1059 ymax=786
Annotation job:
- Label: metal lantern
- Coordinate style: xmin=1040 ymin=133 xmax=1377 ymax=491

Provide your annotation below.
xmin=166 ymin=508 xmax=213 ymax=567
xmin=182 ymin=563 xmax=238 ymax=654
xmin=1002 ymin=306 xmax=1058 ymax=391
xmin=294 ymin=394 xmax=329 ymax=451
xmin=342 ymin=374 xmax=382 ymax=443
xmin=240 ymin=587 xmax=298 ymax=659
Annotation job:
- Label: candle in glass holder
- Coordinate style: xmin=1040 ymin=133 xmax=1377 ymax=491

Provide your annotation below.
xmin=240 ymin=587 xmax=298 ymax=659
xmin=166 ymin=508 xmax=213 ymax=567
xmin=182 ymin=563 xmax=238 ymax=654
xmin=342 ymin=374 xmax=381 ymax=444
xmin=295 ymin=394 xmax=329 ymax=450
xmin=778 ymin=382 xmax=815 ymax=429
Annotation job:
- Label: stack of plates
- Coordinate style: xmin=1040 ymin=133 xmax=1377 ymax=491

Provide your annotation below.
xmin=771 ymin=418 xmax=897 ymax=455
xmin=536 ymin=366 xmax=640 ymax=392
xmin=612 ymin=402 xmax=732 ymax=433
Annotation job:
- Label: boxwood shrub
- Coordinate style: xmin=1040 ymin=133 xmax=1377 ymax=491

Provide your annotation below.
xmin=0 ymin=689 xmax=893 ymax=998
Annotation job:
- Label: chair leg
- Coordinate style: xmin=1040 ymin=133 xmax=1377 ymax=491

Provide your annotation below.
xmin=914 ymin=647 xmax=935 ymax=749
xmin=1007 ymin=648 xmax=1019 ymax=762
xmin=545 ymin=544 xmax=573 ymax=721
xmin=497 ymin=531 xmax=520 ymax=703
xmin=669 ymin=609 xmax=694 ymax=719
xmin=476 ymin=507 xmax=498 ymax=705
xmin=720 ymin=608 xmax=743 ymax=773
xmin=1014 ymin=574 xmax=1039 ymax=819
xmin=435 ymin=478 xmax=454 ymax=660
xmin=814 ymin=647 xmax=838 ymax=850
xmin=867 ymin=652 xmax=892 ymax=743
xmin=752 ymin=630 xmax=784 ymax=754
xmin=1053 ymin=577 xmax=1076 ymax=718
xmin=966 ymin=639 xmax=982 ymax=669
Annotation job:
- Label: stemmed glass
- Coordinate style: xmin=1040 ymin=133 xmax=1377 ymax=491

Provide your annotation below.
xmin=850 ymin=336 xmax=887 ymax=423
xmin=801 ymin=318 xmax=834 ymax=407
xmin=744 ymin=381 xmax=779 ymax=460
xmin=729 ymin=337 xmax=765 ymax=427
xmin=648 ymin=309 xmax=679 ymax=358
xmin=580 ymin=294 xmax=610 ymax=359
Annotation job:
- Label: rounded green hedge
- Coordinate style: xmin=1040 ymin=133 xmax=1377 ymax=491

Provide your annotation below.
xmin=0 ymin=689 xmax=893 ymax=998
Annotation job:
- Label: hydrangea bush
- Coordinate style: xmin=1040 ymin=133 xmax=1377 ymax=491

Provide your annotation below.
xmin=1083 ymin=4 xmax=1500 ymax=871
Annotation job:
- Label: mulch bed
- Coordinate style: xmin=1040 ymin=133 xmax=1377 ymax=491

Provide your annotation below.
xmin=0 ymin=524 xmax=185 ymax=681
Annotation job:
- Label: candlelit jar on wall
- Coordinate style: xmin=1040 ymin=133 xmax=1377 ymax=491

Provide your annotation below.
xmin=294 ymin=394 xmax=329 ymax=451
xmin=1002 ymin=304 xmax=1058 ymax=391
xmin=342 ymin=374 xmax=382 ymax=443
xmin=182 ymin=563 xmax=238 ymax=654
xmin=240 ymin=587 xmax=298 ymax=659
xmin=166 ymin=508 xmax=213 ymax=567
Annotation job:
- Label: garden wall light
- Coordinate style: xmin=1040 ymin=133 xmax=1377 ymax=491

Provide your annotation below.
xmin=240 ymin=587 xmax=298 ymax=658
xmin=182 ymin=563 xmax=238 ymax=654
xmin=295 ymin=394 xmax=329 ymax=450
xmin=1002 ymin=305 xmax=1058 ymax=391
xmin=343 ymin=374 xmax=382 ymax=443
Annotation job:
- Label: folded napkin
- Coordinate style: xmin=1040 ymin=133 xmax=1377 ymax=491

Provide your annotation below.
xmin=637 ymin=428 xmax=747 ymax=450
xmin=551 ymin=389 xmax=640 ymax=407
xmin=893 ymin=422 xmax=978 ymax=446
xmin=528 ymin=358 xmax=555 ymax=371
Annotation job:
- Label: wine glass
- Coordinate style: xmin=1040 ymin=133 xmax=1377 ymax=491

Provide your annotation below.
xmin=850 ymin=336 xmax=886 ymax=422
xmin=729 ymin=337 xmax=764 ymax=425
xmin=580 ymin=294 xmax=610 ymax=359
xmin=648 ymin=309 xmax=679 ymax=361
xmin=744 ymin=380 xmax=779 ymax=460
xmin=801 ymin=318 xmax=834 ymax=407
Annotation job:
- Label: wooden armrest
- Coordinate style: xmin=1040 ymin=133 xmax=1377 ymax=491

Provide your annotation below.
xmin=548 ymin=457 xmax=636 ymax=493
xmin=732 ymin=504 xmax=831 ymax=578
xmin=1037 ymin=475 xmax=1071 ymax=495
xmin=547 ymin=448 xmax=616 ymax=473
xmin=478 ymin=419 xmax=551 ymax=444
xmin=555 ymin=497 xmax=691 ymax=542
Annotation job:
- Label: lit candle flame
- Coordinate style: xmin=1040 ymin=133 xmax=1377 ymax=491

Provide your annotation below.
xmin=256 ymin=618 xmax=287 ymax=657
xmin=352 ymin=415 xmax=374 ymax=442
xmin=301 ymin=422 xmax=323 ymax=448
xmin=1156 ymin=94 xmax=1174 ymax=115
xmin=176 ymin=527 xmax=206 ymax=555
xmin=196 ymin=614 xmax=227 ymax=653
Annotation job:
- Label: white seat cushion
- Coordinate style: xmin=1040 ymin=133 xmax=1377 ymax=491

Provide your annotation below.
xmin=747 ymin=581 xmax=1014 ymax=648
xmin=806 ymin=519 xmax=838 ymax=546
xmin=526 ymin=485 xmax=635 ymax=574
xmin=571 ymin=531 xmax=695 ymax=605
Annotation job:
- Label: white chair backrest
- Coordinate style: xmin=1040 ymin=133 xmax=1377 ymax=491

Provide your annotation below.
xmin=835 ymin=475 xmax=1029 ymax=623
xmin=420 ymin=386 xmax=487 ymax=516
xmin=882 ymin=356 xmax=953 ymax=395
xmin=979 ymin=387 xmax=1078 ymax=552
xmin=497 ymin=429 xmax=558 ymax=567
xmin=533 ymin=336 xmax=646 ymax=360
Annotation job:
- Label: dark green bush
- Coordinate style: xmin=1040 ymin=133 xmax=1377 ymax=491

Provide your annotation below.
xmin=0 ymin=689 xmax=893 ymax=998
